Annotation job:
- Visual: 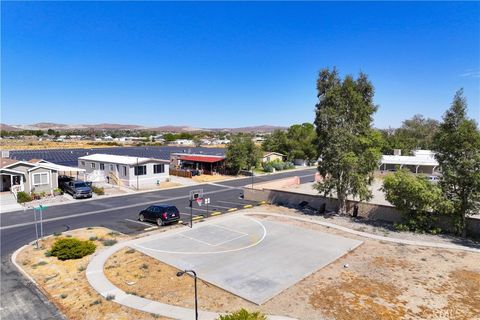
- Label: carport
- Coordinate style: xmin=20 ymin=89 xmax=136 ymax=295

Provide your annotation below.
xmin=178 ymin=155 xmax=225 ymax=175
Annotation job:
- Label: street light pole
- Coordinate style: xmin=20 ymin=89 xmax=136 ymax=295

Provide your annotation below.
xmin=251 ymin=166 xmax=254 ymax=189
xmin=176 ymin=270 xmax=198 ymax=320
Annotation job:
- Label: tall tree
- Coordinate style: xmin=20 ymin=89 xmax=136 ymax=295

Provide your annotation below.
xmin=287 ymin=123 xmax=317 ymax=162
xmin=379 ymin=115 xmax=440 ymax=154
xmin=314 ymin=68 xmax=381 ymax=213
xmin=262 ymin=129 xmax=289 ymax=155
xmin=225 ymin=134 xmax=262 ymax=175
xmin=433 ymin=89 xmax=480 ymax=237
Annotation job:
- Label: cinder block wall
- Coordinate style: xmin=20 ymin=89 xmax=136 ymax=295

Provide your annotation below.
xmin=244 ymin=187 xmax=479 ymax=238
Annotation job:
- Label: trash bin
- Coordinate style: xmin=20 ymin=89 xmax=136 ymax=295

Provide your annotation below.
xmin=319 ymin=203 xmax=326 ymax=214
xmin=353 ymin=204 xmax=359 ymax=218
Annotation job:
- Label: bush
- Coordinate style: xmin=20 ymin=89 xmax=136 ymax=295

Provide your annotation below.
xmin=91 ymin=186 xmax=105 ymax=195
xmin=17 ymin=191 xmax=33 ymax=203
xmin=101 ymin=239 xmax=117 ymax=246
xmin=217 ymin=309 xmax=267 ymax=320
xmin=48 ymin=238 xmax=96 ymax=261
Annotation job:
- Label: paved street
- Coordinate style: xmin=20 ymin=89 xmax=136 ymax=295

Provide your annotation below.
xmin=0 ymin=168 xmax=316 ymax=320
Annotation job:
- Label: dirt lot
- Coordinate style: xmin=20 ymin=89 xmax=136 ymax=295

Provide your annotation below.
xmin=103 ymin=210 xmax=480 ymax=320
xmin=15 ymin=227 xmax=169 ymax=320
xmin=0 ymin=139 xmax=127 ymax=150
xmin=191 ymin=174 xmax=233 ymax=183
xmin=16 ymin=209 xmax=480 ymax=320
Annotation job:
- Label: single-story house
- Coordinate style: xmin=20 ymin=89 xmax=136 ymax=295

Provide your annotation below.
xmin=380 ymin=150 xmax=439 ymax=174
xmin=78 ymin=154 xmax=170 ymax=189
xmin=261 ymin=152 xmax=285 ymax=163
xmin=170 ymin=153 xmax=226 ymax=175
xmin=0 ymin=158 xmax=85 ymax=195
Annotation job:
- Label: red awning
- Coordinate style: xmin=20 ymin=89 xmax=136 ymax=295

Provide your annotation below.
xmin=179 ymin=156 xmax=225 ymax=163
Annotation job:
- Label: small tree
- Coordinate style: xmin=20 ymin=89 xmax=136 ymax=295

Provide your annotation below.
xmin=314 ymin=68 xmax=381 ymax=214
xmin=225 ymin=134 xmax=261 ymax=175
xmin=382 ymin=170 xmax=444 ymax=233
xmin=433 ymin=89 xmax=480 ymax=237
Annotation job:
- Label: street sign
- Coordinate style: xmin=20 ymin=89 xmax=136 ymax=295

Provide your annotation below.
xmin=205 ymin=198 xmax=210 ymax=204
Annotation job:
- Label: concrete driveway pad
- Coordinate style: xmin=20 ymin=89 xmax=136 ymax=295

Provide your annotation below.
xmin=134 ymin=215 xmax=362 ymax=305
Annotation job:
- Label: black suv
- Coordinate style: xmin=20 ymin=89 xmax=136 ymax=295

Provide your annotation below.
xmin=138 ymin=204 xmax=180 ymax=226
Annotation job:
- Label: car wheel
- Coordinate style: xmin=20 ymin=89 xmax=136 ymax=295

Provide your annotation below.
xmin=139 ymin=214 xmax=145 ymax=222
xmin=157 ymin=218 xmax=164 ymax=226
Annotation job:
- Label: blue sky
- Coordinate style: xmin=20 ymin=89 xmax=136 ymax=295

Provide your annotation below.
xmin=2 ymin=1 xmax=479 ymax=129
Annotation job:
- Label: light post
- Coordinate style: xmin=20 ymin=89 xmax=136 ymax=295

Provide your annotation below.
xmin=176 ymin=270 xmax=198 ymax=320
xmin=251 ymin=166 xmax=254 ymax=189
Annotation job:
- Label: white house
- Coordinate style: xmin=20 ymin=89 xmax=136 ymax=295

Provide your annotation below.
xmin=380 ymin=150 xmax=439 ymax=174
xmin=78 ymin=154 xmax=169 ymax=189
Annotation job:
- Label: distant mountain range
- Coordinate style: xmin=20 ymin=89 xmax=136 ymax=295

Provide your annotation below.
xmin=0 ymin=123 xmax=286 ymax=133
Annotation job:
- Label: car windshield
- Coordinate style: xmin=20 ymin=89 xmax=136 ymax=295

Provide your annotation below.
xmin=75 ymin=182 xmax=88 ymax=188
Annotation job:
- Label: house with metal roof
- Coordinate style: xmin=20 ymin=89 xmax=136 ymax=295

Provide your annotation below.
xmin=78 ymin=154 xmax=170 ymax=189
xmin=380 ymin=150 xmax=439 ymax=174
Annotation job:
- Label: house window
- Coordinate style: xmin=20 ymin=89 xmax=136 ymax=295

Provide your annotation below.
xmin=91 ymin=162 xmax=96 ymax=169
xmin=134 ymin=165 xmax=147 ymax=176
xmin=123 ymin=166 xmax=127 ymax=176
xmin=81 ymin=161 xmax=85 ymax=166
xmin=110 ymin=164 xmax=114 ymax=170
xmin=33 ymin=172 xmax=49 ymax=186
xmin=153 ymin=164 xmax=165 ymax=174
xmin=100 ymin=163 xmax=105 ymax=170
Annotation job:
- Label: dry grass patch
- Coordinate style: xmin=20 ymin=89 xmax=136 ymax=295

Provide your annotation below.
xmin=15 ymin=227 xmax=169 ymax=320
xmin=104 ymin=248 xmax=257 ymax=313
xmin=309 ymin=271 xmax=407 ymax=319
xmin=191 ymin=174 xmax=233 ymax=183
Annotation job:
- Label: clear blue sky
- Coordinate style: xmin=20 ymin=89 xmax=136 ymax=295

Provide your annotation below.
xmin=2 ymin=1 xmax=479 ymax=129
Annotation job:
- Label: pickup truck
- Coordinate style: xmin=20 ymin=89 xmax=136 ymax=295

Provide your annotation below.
xmin=62 ymin=180 xmax=93 ymax=199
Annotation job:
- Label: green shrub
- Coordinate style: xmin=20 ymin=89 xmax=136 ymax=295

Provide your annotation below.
xmin=217 ymin=309 xmax=267 ymax=320
xmin=91 ymin=186 xmax=105 ymax=195
xmin=17 ymin=191 xmax=33 ymax=203
xmin=89 ymin=236 xmax=98 ymax=241
xmin=101 ymin=239 xmax=117 ymax=246
xmin=48 ymin=238 xmax=96 ymax=261
xmin=106 ymin=294 xmax=115 ymax=301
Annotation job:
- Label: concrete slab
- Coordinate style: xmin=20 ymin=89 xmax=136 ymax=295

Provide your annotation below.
xmin=134 ymin=215 xmax=362 ymax=304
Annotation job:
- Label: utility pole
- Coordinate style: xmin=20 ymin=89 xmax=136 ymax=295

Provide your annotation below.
xmin=136 ymin=157 xmax=139 ymax=190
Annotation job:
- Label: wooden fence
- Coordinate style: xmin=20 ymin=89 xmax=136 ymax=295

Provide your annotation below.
xmin=169 ymin=168 xmax=192 ymax=178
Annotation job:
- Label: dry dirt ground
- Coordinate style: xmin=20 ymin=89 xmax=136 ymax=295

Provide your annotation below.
xmin=0 ymin=140 xmax=126 ymax=150
xmin=16 ymin=209 xmax=480 ymax=320
xmin=15 ymin=227 xmax=169 ymax=320
xmin=191 ymin=174 xmax=234 ymax=183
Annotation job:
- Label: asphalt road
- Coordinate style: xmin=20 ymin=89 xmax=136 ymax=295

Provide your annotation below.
xmin=0 ymin=168 xmax=317 ymax=320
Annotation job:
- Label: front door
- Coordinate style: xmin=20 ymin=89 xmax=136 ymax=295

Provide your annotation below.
xmin=12 ymin=175 xmax=21 ymax=186
xmin=1 ymin=175 xmax=12 ymax=192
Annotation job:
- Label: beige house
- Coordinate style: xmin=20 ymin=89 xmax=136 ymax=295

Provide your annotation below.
xmin=261 ymin=152 xmax=285 ymax=163
xmin=0 ymin=158 xmax=86 ymax=195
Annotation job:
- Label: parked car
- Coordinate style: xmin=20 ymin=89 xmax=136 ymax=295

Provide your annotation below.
xmin=138 ymin=204 xmax=180 ymax=226
xmin=58 ymin=175 xmax=74 ymax=189
xmin=427 ymin=175 xmax=440 ymax=183
xmin=63 ymin=180 xmax=93 ymax=199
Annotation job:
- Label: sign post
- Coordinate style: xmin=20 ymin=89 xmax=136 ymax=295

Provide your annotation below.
xmin=33 ymin=205 xmax=47 ymax=248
